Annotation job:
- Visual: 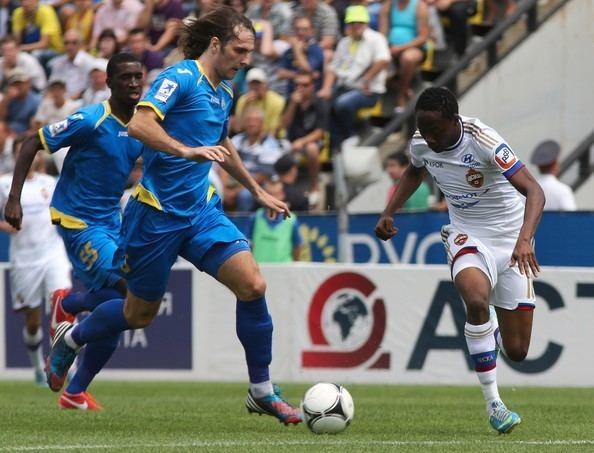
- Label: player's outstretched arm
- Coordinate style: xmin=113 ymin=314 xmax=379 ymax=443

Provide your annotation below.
xmin=219 ymin=137 xmax=290 ymax=219
xmin=375 ymin=164 xmax=426 ymax=241
xmin=4 ymin=133 xmax=43 ymax=230
xmin=508 ymin=166 xmax=545 ymax=277
xmin=128 ymin=107 xmax=230 ymax=162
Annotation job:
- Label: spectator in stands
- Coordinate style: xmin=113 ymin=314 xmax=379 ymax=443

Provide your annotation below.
xmin=293 ymin=0 xmax=339 ymax=58
xmin=31 ymin=79 xmax=81 ymax=130
xmin=81 ymin=58 xmax=110 ymax=106
xmin=425 ymin=0 xmax=475 ymax=57
xmin=385 ymin=151 xmax=431 ymax=210
xmin=94 ymin=28 xmax=121 ymax=60
xmin=126 ymin=27 xmax=164 ymax=72
xmin=91 ymin=0 xmax=143 ymax=50
xmin=0 ymin=120 xmax=15 ymax=174
xmin=318 ymin=5 xmax=390 ymax=150
xmin=233 ymin=67 xmax=286 ymax=136
xmin=248 ymin=18 xmax=288 ymax=96
xmin=0 ymin=35 xmax=47 ymax=92
xmin=230 ymin=107 xmax=289 ymax=211
xmin=0 ymin=68 xmax=41 ymax=133
xmin=0 ymin=0 xmax=16 ymax=41
xmin=63 ymin=0 xmax=95 ymax=48
xmin=282 ymin=71 xmax=328 ymax=209
xmin=530 ymin=140 xmax=577 ymax=211
xmin=379 ymin=0 xmax=430 ymax=113
xmin=273 ymin=153 xmax=309 ymax=212
xmin=246 ymin=0 xmax=293 ymax=40
xmin=277 ymin=15 xmax=324 ymax=95
xmin=184 ymin=0 xmax=223 ymax=21
xmin=135 ymin=0 xmax=184 ymax=52
xmin=247 ymin=179 xmax=303 ymax=263
xmin=47 ymin=29 xmax=96 ymax=99
xmin=11 ymin=0 xmax=64 ymax=65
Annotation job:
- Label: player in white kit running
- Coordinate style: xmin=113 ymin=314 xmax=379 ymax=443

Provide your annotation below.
xmin=375 ymin=87 xmax=545 ymax=434
xmin=0 ymin=137 xmax=71 ymax=385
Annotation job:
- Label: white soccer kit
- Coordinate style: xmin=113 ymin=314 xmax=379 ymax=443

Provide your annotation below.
xmin=0 ymin=173 xmax=71 ymax=310
xmin=410 ymin=116 xmax=535 ymax=310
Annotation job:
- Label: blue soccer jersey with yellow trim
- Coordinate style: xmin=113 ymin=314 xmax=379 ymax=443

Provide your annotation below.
xmin=40 ymin=101 xmax=144 ymax=229
xmin=136 ymin=59 xmax=234 ymax=217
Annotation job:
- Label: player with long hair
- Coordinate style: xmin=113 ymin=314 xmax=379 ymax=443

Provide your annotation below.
xmin=42 ymin=6 xmax=301 ymax=424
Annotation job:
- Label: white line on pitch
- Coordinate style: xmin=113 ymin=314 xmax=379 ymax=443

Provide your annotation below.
xmin=2 ymin=439 xmax=594 ymax=451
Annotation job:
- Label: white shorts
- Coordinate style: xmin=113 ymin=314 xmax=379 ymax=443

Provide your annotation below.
xmin=441 ymin=224 xmax=535 ymax=311
xmin=10 ymin=256 xmax=72 ymax=311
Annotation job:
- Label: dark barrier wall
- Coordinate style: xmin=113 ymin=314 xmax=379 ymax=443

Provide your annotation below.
xmin=0 ymin=211 xmax=592 ymax=265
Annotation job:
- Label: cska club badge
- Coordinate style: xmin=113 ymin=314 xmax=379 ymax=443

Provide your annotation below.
xmin=466 ymin=168 xmax=484 ymax=188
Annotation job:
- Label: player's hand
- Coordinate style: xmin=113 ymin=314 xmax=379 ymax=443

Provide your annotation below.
xmin=374 ymin=214 xmax=398 ymax=241
xmin=4 ymin=197 xmax=23 ymax=231
xmin=510 ymin=238 xmax=540 ymax=278
xmin=183 ymin=146 xmax=230 ymax=163
xmin=256 ymin=190 xmax=291 ymax=220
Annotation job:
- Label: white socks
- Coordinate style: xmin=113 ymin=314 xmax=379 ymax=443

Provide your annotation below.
xmin=250 ymin=380 xmax=274 ymax=398
xmin=465 ymin=320 xmax=501 ymax=406
xmin=22 ymin=327 xmax=44 ymax=372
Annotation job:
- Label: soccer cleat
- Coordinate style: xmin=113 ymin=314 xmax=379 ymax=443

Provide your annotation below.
xmin=245 ymin=385 xmax=302 ymax=425
xmin=59 ymin=391 xmax=103 ymax=411
xmin=49 ymin=289 xmax=74 ymax=339
xmin=45 ymin=322 xmax=79 ymax=392
xmin=488 ymin=400 xmax=521 ymax=434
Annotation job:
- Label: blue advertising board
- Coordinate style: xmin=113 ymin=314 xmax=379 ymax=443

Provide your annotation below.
xmin=4 ymin=269 xmax=193 ymax=370
xmin=232 ymin=211 xmax=594 ymax=266
xmin=0 ymin=211 xmax=592 ymax=266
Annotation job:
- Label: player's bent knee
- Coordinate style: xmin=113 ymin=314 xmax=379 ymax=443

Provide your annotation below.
xmin=236 ymin=276 xmax=267 ymax=301
xmin=504 ymin=344 xmax=529 ymax=362
xmin=464 ymin=298 xmax=489 ymax=316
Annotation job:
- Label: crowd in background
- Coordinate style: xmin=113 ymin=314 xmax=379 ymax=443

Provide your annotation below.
xmin=0 ymin=0 xmax=541 ymax=217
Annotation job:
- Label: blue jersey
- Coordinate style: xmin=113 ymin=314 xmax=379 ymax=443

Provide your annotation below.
xmin=40 ymin=101 xmax=144 ymax=230
xmin=135 ymin=59 xmax=234 ymax=218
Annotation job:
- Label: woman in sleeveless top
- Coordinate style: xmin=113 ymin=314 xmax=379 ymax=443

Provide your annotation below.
xmin=379 ymin=0 xmax=429 ymax=112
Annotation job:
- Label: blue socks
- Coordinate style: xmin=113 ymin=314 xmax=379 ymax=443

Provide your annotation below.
xmin=62 ymin=288 xmax=123 ymax=315
xmin=70 ymin=298 xmax=130 ymax=346
xmin=236 ymin=296 xmax=273 ymax=384
xmin=66 ymin=333 xmax=120 ymax=394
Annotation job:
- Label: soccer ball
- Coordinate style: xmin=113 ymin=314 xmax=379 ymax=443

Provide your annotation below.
xmin=300 ymin=382 xmax=354 ymax=434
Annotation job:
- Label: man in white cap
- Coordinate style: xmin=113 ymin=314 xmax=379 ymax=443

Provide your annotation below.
xmin=530 ymin=140 xmax=577 ymax=211
xmin=233 ymin=67 xmax=286 ymax=136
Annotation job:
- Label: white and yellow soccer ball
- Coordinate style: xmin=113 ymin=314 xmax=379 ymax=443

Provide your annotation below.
xmin=300 ymin=382 xmax=354 ymax=434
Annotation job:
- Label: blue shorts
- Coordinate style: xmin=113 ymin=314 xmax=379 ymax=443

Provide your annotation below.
xmin=118 ymin=196 xmax=248 ymax=301
xmin=57 ymin=224 xmax=122 ymax=291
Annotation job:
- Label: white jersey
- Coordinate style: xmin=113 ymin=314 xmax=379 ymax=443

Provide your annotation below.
xmin=536 ymin=174 xmax=577 ymax=211
xmin=0 ymin=173 xmax=67 ymax=267
xmin=410 ymin=115 xmax=525 ymax=238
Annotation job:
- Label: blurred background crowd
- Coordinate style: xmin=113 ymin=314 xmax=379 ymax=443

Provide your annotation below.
xmin=0 ymin=0 xmax=524 ymax=215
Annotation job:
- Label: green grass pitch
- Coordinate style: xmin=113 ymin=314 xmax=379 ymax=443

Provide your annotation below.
xmin=1 ymin=381 xmax=593 ymax=452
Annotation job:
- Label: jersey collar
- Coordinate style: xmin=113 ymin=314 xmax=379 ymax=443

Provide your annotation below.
xmin=444 ymin=117 xmax=464 ymax=151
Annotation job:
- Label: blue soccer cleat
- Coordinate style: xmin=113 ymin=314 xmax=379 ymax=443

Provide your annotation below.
xmin=488 ymin=400 xmax=521 ymax=433
xmin=45 ymin=322 xmax=79 ymax=392
xmin=245 ymin=384 xmax=302 ymax=425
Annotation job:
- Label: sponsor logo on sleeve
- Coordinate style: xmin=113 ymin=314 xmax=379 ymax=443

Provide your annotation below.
xmin=154 ymin=79 xmax=178 ymax=103
xmin=48 ymin=119 xmax=68 ymax=137
xmin=495 ymin=144 xmax=517 ymax=170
